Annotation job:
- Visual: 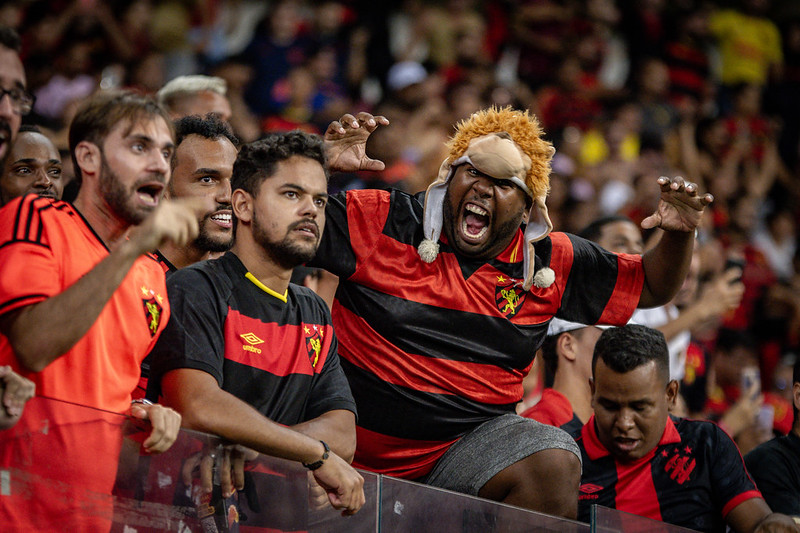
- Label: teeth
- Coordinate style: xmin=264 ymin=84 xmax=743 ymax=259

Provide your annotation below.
xmin=211 ymin=213 xmax=231 ymax=222
xmin=461 ymin=219 xmax=488 ymax=240
xmin=465 ymin=204 xmax=488 ymax=216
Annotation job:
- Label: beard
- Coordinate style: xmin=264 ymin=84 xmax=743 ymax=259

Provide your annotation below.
xmin=194 ymin=209 xmax=234 ymax=253
xmin=251 ymin=208 xmax=319 ymax=270
xmin=98 ymin=153 xmax=166 ymax=226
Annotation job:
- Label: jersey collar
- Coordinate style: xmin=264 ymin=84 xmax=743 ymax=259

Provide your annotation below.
xmin=581 ymin=414 xmax=681 ymax=462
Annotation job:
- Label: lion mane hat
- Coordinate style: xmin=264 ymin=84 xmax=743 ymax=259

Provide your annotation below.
xmin=418 ymin=106 xmax=556 ymax=290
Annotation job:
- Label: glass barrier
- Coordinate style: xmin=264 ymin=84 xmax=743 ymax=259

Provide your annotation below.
xmin=0 ymin=396 xmax=381 ymax=532
xmin=591 ymin=505 xmax=699 ymax=533
xmin=5 ymin=397 xmax=661 ymax=532
xmin=380 ymin=476 xmax=591 ymax=533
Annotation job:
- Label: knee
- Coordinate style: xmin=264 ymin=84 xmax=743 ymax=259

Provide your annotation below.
xmin=528 ymin=447 xmax=581 ymax=488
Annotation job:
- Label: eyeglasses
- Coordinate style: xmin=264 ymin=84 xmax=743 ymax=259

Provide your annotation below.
xmin=0 ymin=87 xmax=35 ymax=116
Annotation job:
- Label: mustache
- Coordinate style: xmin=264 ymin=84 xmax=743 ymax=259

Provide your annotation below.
xmin=288 ymin=218 xmax=320 ymax=237
xmin=201 ymin=203 xmax=232 ymax=218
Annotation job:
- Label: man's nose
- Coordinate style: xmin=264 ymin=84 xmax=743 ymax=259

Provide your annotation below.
xmin=472 ymin=176 xmax=494 ymax=198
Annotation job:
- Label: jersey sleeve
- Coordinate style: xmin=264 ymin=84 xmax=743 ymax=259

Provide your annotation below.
xmin=551 ymin=233 xmax=644 ymax=326
xmin=0 ymin=197 xmax=62 ymax=317
xmin=311 ymin=189 xmax=392 ymax=280
xmin=745 ymin=441 xmax=800 ymax=516
xmin=709 ymin=423 xmax=763 ymax=517
xmin=147 ymin=267 xmax=229 ymax=395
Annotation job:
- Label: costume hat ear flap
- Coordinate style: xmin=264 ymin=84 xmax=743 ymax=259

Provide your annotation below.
xmin=418 ymin=159 xmax=454 ymax=263
xmin=522 ymin=196 xmax=555 ymax=291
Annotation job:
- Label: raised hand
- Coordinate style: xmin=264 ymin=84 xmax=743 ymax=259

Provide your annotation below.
xmin=641 ymin=176 xmax=714 ymax=233
xmin=324 ymin=112 xmax=389 ymax=173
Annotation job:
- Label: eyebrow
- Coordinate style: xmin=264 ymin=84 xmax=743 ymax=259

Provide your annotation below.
xmin=12 ymin=158 xmax=60 ymax=164
xmin=128 ymin=133 xmax=175 ymax=152
xmin=282 ymin=183 xmax=328 ymax=199
xmin=193 ymin=168 xmax=222 ymax=175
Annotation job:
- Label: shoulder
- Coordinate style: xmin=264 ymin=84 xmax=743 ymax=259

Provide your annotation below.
xmin=0 ymin=196 xmax=75 ymax=241
xmin=288 ymin=283 xmax=331 ymax=317
xmin=168 ymin=256 xmax=232 ymax=295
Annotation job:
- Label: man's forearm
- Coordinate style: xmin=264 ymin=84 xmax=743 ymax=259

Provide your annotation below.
xmin=292 ymin=410 xmax=357 ymax=462
xmin=163 ymin=369 xmax=330 ymax=465
xmin=0 ymin=241 xmax=143 ymax=372
xmin=640 ymin=230 xmax=694 ymax=308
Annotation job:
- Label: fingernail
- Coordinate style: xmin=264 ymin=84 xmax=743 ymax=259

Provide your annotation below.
xmin=368 ymin=119 xmax=375 ymax=126
xmin=352 ymin=121 xmax=358 ymax=127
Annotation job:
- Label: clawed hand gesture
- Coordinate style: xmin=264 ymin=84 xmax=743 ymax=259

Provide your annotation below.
xmin=641 ymin=176 xmax=714 ymax=233
xmin=324 ymin=113 xmax=389 ymax=173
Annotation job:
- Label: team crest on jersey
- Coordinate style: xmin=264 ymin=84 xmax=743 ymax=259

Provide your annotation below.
xmin=141 ymin=289 xmax=164 ymax=337
xmin=304 ymin=325 xmax=324 ymax=368
xmin=495 ymin=275 xmax=526 ymax=318
xmin=662 ymin=446 xmax=696 ymax=485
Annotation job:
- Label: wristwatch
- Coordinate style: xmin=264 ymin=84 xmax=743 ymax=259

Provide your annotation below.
xmin=302 ymin=440 xmax=330 ymax=470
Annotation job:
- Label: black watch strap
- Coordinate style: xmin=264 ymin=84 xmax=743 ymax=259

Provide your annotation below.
xmin=302 ymin=440 xmax=330 ymax=470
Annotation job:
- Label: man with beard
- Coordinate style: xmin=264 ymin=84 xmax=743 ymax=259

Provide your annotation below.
xmin=307 ymin=107 xmax=713 ymax=519
xmin=1 ymin=125 xmax=63 ymax=205
xmin=146 ymin=132 xmax=365 ymax=523
xmin=134 ymin=114 xmax=238 ymax=398
xmin=154 ymin=114 xmax=238 ymax=273
xmin=0 ymin=91 xmax=198 ymax=530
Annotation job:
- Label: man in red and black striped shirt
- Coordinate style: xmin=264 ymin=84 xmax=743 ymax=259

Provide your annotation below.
xmin=312 ymin=107 xmax=714 ymax=518
xmin=577 ymin=324 xmax=797 ymax=532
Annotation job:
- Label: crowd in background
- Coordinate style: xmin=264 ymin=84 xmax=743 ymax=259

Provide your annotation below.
xmin=3 ymin=0 xmax=800 ymax=455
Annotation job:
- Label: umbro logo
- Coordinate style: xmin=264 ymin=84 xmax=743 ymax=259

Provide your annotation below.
xmin=240 ymin=332 xmax=264 ymax=354
xmin=579 ymin=483 xmax=603 ymax=494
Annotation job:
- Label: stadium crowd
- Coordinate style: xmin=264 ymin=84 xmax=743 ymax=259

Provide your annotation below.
xmin=1 ymin=0 xmax=800 ymax=531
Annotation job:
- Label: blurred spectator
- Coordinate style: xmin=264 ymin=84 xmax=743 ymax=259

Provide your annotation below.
xmin=745 ymin=354 xmax=800 ymax=517
xmin=511 ymin=0 xmax=576 ymax=90
xmin=241 ymin=0 xmax=314 ymax=117
xmin=709 ymin=0 xmax=783 ymax=99
xmin=1 ymin=124 xmax=63 ymax=205
xmin=156 ymin=74 xmax=232 ymax=122
xmin=521 ymin=319 xmax=607 ymax=435
xmin=753 ymin=206 xmax=797 ymax=282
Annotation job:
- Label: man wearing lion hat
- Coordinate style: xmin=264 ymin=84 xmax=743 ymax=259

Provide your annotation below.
xmin=310 ymin=107 xmax=712 ymax=518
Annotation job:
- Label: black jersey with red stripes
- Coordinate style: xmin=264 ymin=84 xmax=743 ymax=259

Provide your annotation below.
xmin=147 ymin=251 xmax=356 ymax=425
xmin=576 ymin=415 xmax=762 ymax=532
xmin=310 ymin=188 xmax=644 ymax=478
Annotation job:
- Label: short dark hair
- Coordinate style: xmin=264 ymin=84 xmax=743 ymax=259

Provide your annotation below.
xmin=579 ymin=215 xmax=635 ymax=243
xmin=69 ymin=90 xmax=173 ymax=185
xmin=0 ymin=26 xmax=21 ymax=53
xmin=172 ymin=113 xmax=238 ymax=173
xmin=174 ymin=113 xmax=238 ymax=147
xmin=231 ymin=131 xmax=326 ymax=197
xmin=592 ymin=325 xmax=670 ymax=383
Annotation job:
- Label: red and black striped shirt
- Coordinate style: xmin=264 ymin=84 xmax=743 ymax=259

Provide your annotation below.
xmin=311 ymin=189 xmax=644 ymax=478
xmin=577 ymin=415 xmax=762 ymax=531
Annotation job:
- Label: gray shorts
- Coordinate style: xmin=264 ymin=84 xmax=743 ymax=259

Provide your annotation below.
xmin=422 ymin=413 xmax=581 ymax=496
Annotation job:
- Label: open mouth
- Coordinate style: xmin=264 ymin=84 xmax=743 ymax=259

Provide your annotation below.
xmin=136 ymin=182 xmax=165 ymax=207
xmin=292 ymin=220 xmax=319 ymax=240
xmin=460 ymin=203 xmax=490 ymax=243
xmin=209 ymin=210 xmax=232 ymax=229
xmin=614 ymin=437 xmax=640 ymax=453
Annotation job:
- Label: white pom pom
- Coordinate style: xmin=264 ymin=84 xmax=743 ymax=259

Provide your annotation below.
xmin=533 ymin=267 xmax=555 ymax=288
xmin=418 ymin=239 xmax=439 ymax=263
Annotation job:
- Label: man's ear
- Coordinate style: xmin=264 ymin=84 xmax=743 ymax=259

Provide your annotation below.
xmin=73 ymin=141 xmax=100 ymax=178
xmin=232 ymin=189 xmax=253 ymax=224
xmin=557 ymin=332 xmax=578 ymax=363
xmin=793 ymin=382 xmax=800 ymax=412
xmin=666 ymin=379 xmax=679 ymax=408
